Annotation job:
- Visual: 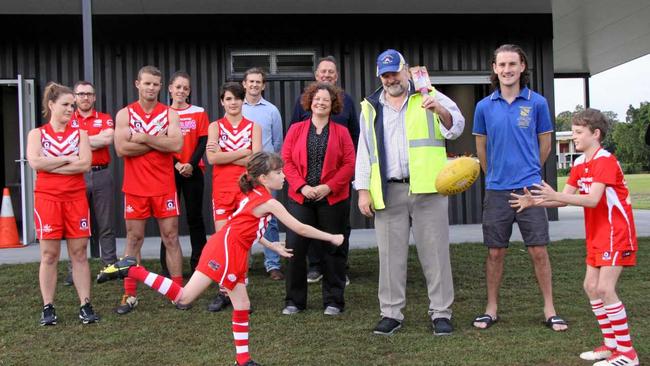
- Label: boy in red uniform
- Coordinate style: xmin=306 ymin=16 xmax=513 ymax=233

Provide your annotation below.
xmin=100 ymin=152 xmax=344 ymax=366
xmin=510 ymin=108 xmax=639 ymax=366
xmin=98 ymin=65 xmax=184 ymax=315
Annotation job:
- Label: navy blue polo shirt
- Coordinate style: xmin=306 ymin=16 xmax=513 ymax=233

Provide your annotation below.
xmin=473 ymin=87 xmax=553 ymax=190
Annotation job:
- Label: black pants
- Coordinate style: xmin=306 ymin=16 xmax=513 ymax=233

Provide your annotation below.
xmin=161 ymin=168 xmax=207 ymax=274
xmin=285 ymin=198 xmax=349 ymax=310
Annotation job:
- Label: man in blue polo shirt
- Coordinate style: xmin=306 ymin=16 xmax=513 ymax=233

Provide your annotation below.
xmin=241 ymin=67 xmax=285 ymax=281
xmin=472 ymin=44 xmax=568 ymax=332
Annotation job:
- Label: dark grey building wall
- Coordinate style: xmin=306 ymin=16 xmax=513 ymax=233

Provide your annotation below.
xmin=0 ymin=14 xmax=558 ymax=237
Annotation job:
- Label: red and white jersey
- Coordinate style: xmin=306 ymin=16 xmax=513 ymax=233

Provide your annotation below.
xmin=172 ymin=104 xmax=209 ymax=168
xmin=220 ymin=187 xmax=273 ymax=251
xmin=211 ymin=117 xmax=254 ymax=192
xmin=34 ymin=123 xmax=86 ymax=201
xmin=71 ymin=109 xmax=114 ymax=166
xmin=567 ymin=148 xmax=637 ymax=252
xmin=122 ymin=101 xmax=175 ymax=197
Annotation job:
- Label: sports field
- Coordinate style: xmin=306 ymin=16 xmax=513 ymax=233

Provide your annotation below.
xmin=1 ymin=238 xmax=648 ymax=365
xmin=557 ymin=173 xmax=650 ymax=209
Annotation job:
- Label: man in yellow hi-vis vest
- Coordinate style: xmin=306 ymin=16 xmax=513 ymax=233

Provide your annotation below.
xmin=355 ymin=49 xmax=465 ymax=336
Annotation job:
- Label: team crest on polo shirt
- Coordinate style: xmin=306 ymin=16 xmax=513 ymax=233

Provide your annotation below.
xmin=80 ymin=218 xmax=89 ymax=230
xmin=71 ymin=119 xmax=79 ymax=128
xmin=517 ymin=106 xmax=531 ymax=128
xmin=93 ymin=119 xmax=103 ymax=128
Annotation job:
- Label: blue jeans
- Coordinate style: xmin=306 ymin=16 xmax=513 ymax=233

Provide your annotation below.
xmin=263 ymin=216 xmax=281 ymax=271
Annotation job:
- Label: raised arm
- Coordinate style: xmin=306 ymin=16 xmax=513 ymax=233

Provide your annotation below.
xmin=114 ymin=108 xmax=152 ymax=157
xmin=256 ymin=199 xmax=343 ymax=246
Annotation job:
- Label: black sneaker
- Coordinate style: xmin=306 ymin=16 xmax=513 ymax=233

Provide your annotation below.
xmin=115 ymin=294 xmax=138 ymax=315
xmin=40 ymin=304 xmax=58 ymax=326
xmin=235 ymin=360 xmax=262 ymax=366
xmin=306 ymin=269 xmax=323 ymax=283
xmin=79 ymin=300 xmax=100 ymax=324
xmin=373 ymin=317 xmax=402 ymax=335
xmin=96 ymin=256 xmax=137 ymax=284
xmin=207 ymin=293 xmax=231 ymax=312
xmin=432 ymin=317 xmax=453 ymax=336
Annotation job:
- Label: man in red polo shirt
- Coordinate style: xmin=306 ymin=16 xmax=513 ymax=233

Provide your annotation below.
xmin=64 ymin=81 xmax=117 ymax=286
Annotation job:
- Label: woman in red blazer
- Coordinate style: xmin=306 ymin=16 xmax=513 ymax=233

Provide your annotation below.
xmin=281 ymin=82 xmax=355 ymax=316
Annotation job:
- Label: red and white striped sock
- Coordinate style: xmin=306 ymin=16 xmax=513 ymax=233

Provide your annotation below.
xmin=127 ymin=266 xmax=183 ymax=302
xmin=232 ymin=310 xmax=250 ymax=365
xmin=605 ymin=301 xmax=634 ymax=354
xmin=591 ymin=299 xmax=617 ymax=349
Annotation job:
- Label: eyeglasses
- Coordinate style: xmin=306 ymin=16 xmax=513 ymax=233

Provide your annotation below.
xmin=75 ymin=92 xmax=95 ymax=98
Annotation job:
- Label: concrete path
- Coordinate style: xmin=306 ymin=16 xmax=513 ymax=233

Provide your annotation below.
xmin=1 ymin=207 xmax=648 ymax=265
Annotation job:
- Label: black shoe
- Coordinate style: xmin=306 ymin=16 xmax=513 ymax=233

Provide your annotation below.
xmin=373 ymin=317 xmax=402 ymax=335
xmin=235 ymin=360 xmax=262 ymax=366
xmin=306 ymin=269 xmax=323 ymax=283
xmin=40 ymin=303 xmax=58 ymax=326
xmin=207 ymin=293 xmax=231 ymax=312
xmin=115 ymin=294 xmax=138 ymax=315
xmin=432 ymin=317 xmax=453 ymax=336
xmin=96 ymin=256 xmax=137 ymax=284
xmin=64 ymin=272 xmax=74 ymax=286
xmin=79 ymin=300 xmax=100 ymax=324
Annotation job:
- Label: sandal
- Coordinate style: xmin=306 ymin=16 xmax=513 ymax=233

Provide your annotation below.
xmin=544 ymin=315 xmax=568 ymax=331
xmin=472 ymin=314 xmax=498 ymax=329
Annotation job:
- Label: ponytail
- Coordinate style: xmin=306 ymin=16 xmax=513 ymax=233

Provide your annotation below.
xmin=42 ymin=82 xmax=73 ymax=121
xmin=239 ymin=172 xmax=256 ymax=194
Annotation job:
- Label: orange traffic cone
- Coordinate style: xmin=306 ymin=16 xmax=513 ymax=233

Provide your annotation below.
xmin=0 ymin=187 xmax=24 ymax=248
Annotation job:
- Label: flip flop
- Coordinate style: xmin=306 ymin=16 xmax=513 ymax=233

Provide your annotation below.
xmin=544 ymin=315 xmax=568 ymax=331
xmin=472 ymin=314 xmax=498 ymax=329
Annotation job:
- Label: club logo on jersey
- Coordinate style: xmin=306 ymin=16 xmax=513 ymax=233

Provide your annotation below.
xmin=517 ymin=106 xmax=531 ymax=128
xmin=166 ymin=200 xmax=176 ymax=210
xmin=71 ymin=120 xmax=79 ymax=128
xmin=93 ymin=119 xmax=103 ymax=128
xmin=208 ymin=260 xmax=221 ymax=271
xmin=43 ymin=141 xmax=51 ymax=149
xmin=80 ymin=218 xmax=89 ymax=230
xmin=57 ymin=136 xmax=63 ymax=141
xmin=227 ymin=274 xmax=237 ymax=282
xmin=134 ymin=122 xmax=143 ymax=130
xmin=42 ymin=224 xmax=53 ymax=233
xmin=602 ymin=251 xmax=611 ymax=260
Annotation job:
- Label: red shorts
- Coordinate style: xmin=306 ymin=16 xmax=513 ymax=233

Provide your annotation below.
xmin=124 ymin=192 xmax=179 ymax=220
xmin=34 ymin=196 xmax=90 ymax=240
xmin=196 ymin=228 xmax=248 ymax=290
xmin=586 ymin=249 xmax=637 ymax=267
xmin=212 ymin=190 xmax=244 ymax=222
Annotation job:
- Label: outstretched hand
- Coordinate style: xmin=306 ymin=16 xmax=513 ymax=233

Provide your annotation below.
xmin=530 ymin=181 xmax=559 ymax=202
xmin=509 ymin=187 xmax=541 ymax=213
xmin=271 ymin=241 xmax=293 ymax=258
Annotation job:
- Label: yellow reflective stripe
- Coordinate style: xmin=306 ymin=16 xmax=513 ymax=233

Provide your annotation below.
xmin=366 ymin=107 xmax=378 ymax=164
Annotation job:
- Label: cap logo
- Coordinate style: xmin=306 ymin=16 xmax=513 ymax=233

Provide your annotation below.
xmin=382 ymin=55 xmax=394 ymax=64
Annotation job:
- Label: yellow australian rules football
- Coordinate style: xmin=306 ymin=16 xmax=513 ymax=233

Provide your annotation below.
xmin=435 ymin=157 xmax=480 ymax=195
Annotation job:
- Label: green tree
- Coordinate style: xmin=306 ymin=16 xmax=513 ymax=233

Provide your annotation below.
xmin=612 ymin=102 xmax=650 ymax=171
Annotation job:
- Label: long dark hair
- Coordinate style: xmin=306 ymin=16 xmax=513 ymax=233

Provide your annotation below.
xmin=490 ymin=44 xmax=530 ymax=90
xmin=239 ymin=152 xmax=284 ymax=193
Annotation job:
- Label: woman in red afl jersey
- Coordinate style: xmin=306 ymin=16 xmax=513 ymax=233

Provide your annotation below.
xmin=100 ymin=152 xmax=344 ymax=366
xmin=26 ymin=82 xmax=98 ymax=325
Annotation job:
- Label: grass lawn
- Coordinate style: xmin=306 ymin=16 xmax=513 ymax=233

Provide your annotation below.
xmin=1 ymin=239 xmax=649 ymax=366
xmin=557 ymin=173 xmax=650 ymax=209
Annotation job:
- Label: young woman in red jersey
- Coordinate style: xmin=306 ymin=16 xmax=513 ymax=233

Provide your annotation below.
xmin=102 ymin=152 xmax=344 ymax=366
xmin=26 ymin=82 xmax=99 ymax=325
xmin=205 ymin=82 xmax=262 ymax=312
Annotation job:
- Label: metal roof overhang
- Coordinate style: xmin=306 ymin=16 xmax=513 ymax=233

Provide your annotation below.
xmin=1 ymin=0 xmax=649 ymax=75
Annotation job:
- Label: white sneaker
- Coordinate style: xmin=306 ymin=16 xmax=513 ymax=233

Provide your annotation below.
xmin=580 ymin=345 xmax=614 ymax=361
xmin=593 ymin=350 xmax=639 ymax=366
xmin=324 ymin=306 xmax=342 ymax=316
xmin=282 ymin=305 xmax=301 ymax=315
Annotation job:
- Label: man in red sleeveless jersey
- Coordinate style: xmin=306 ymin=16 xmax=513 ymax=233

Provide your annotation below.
xmin=105 ymin=65 xmax=184 ymax=315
